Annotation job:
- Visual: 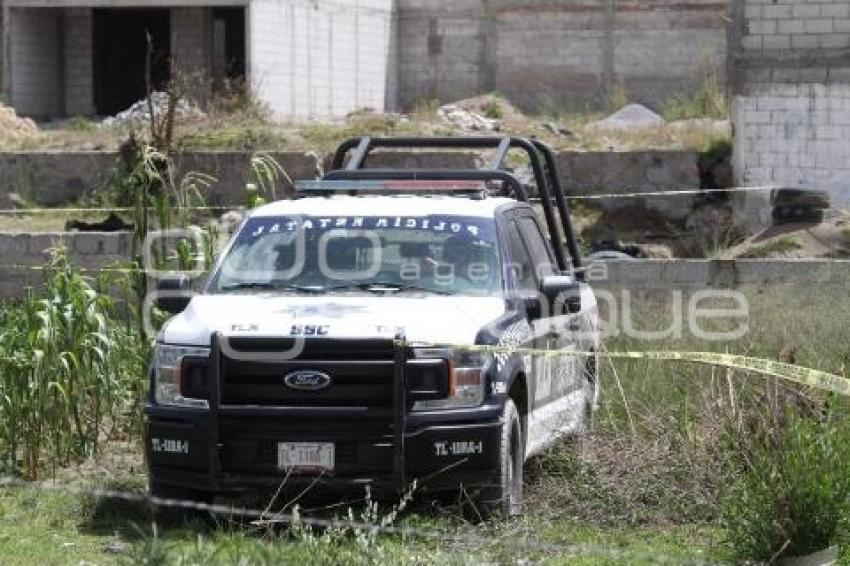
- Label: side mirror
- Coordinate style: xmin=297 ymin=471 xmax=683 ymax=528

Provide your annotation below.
xmin=156 ymin=274 xmax=192 ymax=314
xmin=522 ymin=293 xmax=542 ymax=320
xmin=540 ymin=275 xmax=582 ymax=314
xmin=507 ymin=291 xmax=542 ymax=320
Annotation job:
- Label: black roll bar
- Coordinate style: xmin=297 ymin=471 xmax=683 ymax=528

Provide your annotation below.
xmin=530 ymin=140 xmax=582 ymax=270
xmin=329 ymin=136 xmax=575 ymax=271
xmin=323 ymin=168 xmax=529 ymax=201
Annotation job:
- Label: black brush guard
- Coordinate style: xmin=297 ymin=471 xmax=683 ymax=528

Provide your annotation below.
xmin=202 ymin=332 xmax=410 ymax=494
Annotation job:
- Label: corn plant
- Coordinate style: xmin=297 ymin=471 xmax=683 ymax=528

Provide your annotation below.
xmin=0 ymin=248 xmax=143 ymax=479
xmin=249 ymin=152 xmax=291 ymax=201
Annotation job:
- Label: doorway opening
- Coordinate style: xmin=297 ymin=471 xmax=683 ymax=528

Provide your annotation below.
xmin=93 ymin=8 xmax=171 ymax=115
xmin=211 ymin=7 xmax=246 ymax=89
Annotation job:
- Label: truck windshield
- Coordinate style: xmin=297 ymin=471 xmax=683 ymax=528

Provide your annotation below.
xmin=209 ymin=214 xmax=502 ymax=296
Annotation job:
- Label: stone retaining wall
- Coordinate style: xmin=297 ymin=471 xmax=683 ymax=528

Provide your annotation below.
xmin=0 ymin=149 xmax=703 ymax=216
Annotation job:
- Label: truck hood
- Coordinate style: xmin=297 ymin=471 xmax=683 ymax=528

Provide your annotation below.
xmin=159 ymin=294 xmax=506 ymax=346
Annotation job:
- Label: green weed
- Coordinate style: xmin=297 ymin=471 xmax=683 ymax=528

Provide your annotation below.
xmin=68 ymin=115 xmax=97 ymax=133
xmin=662 ymin=67 xmax=727 ymax=120
xmin=721 ymin=408 xmax=850 ymax=561
xmin=737 ymin=236 xmax=801 ymax=258
xmin=481 ymin=98 xmax=504 ymax=120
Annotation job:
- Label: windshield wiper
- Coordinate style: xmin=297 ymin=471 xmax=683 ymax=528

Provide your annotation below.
xmin=323 ymin=282 xmax=453 ymax=295
xmin=218 ymin=282 xmax=326 ymax=293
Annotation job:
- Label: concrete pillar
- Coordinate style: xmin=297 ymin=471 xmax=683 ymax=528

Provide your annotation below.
xmin=64 ymin=8 xmax=94 ymax=116
xmin=8 ymin=7 xmax=62 ymax=118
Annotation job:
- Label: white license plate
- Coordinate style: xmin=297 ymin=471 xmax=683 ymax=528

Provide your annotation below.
xmin=278 ymin=442 xmax=334 ymax=472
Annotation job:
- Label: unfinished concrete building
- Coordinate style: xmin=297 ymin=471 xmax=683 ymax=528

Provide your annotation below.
xmin=731 ymin=0 xmax=850 ymax=203
xmin=0 ymin=0 xmax=395 ymax=119
xmin=1 ymin=0 xmax=732 ymax=120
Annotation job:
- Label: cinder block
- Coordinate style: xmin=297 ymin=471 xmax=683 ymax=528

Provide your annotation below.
xmin=73 ymin=233 xmax=122 ymax=256
xmin=0 ymin=234 xmax=30 ymax=257
xmin=821 ymin=33 xmax=850 ymax=48
xmin=763 ymin=4 xmax=794 ymax=18
xmin=793 ymin=4 xmax=822 ymax=18
xmin=762 ymin=34 xmax=791 ymax=49
xmin=804 ymin=19 xmax=834 ymax=34
xmin=745 ymin=109 xmax=773 ymax=124
xmin=750 ymin=19 xmax=777 ymax=34
xmin=791 ymin=34 xmax=822 ymax=49
xmin=778 ymin=19 xmax=804 ymax=34
xmin=822 ymin=4 xmax=850 ymax=18
xmin=28 ymin=234 xmax=66 ymax=258
xmin=799 ymin=67 xmax=829 ymax=82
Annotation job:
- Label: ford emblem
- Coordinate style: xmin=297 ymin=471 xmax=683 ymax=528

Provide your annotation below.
xmin=283 ymin=369 xmax=332 ymax=391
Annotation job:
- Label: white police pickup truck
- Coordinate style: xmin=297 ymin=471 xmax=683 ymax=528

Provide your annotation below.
xmin=146 ymin=137 xmax=600 ymax=517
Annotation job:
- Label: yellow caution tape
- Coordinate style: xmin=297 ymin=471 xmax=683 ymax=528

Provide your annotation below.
xmin=398 ymin=341 xmax=850 ymax=397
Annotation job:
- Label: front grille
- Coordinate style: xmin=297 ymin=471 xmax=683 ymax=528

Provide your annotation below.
xmin=220 ymin=338 xmax=398 ymax=407
xmin=217 ymin=338 xmax=449 ymax=407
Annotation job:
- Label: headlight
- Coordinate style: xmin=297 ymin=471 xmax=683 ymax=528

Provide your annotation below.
xmin=154 ymin=344 xmax=210 ymax=408
xmin=411 ymin=347 xmax=489 ymax=411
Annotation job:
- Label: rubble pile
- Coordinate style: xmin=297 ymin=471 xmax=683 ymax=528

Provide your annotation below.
xmin=586 ymin=103 xmax=665 ymax=131
xmin=438 ymin=94 xmax=527 ymax=132
xmin=0 ymin=103 xmax=38 ymax=140
xmin=438 ymin=103 xmax=500 ymax=131
xmin=102 ymin=92 xmax=205 ymax=126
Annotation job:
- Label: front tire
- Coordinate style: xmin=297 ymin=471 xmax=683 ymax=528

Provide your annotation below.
xmin=477 ymin=398 xmax=523 ymax=519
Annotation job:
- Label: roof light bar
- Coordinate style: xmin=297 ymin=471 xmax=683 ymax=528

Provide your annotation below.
xmin=295 ymin=180 xmax=488 ymax=193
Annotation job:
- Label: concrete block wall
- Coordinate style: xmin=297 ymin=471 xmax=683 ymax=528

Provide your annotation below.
xmin=396 ymin=0 xmax=728 ymax=112
xmin=0 ymin=149 xmax=702 ymax=211
xmin=740 ymin=0 xmax=850 ymax=53
xmin=0 ymin=150 xmax=321 ymax=206
xmin=64 ymin=7 xmax=94 ymax=116
xmin=249 ymin=0 xmax=394 ymax=119
xmin=0 ymin=231 xmax=132 ymax=299
xmin=0 ymin=0 xmax=5 ymax=97
xmin=7 ymin=7 xmax=61 ymax=117
xmin=731 ymin=0 xmax=850 ymax=203
xmin=733 ymin=83 xmax=850 ymax=201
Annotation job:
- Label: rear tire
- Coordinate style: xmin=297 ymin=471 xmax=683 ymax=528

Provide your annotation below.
xmin=149 ymin=482 xmax=212 ymax=526
xmin=476 ymin=398 xmax=523 ymax=519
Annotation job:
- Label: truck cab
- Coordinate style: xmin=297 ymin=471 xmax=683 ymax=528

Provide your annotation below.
xmin=146 ymin=137 xmax=600 ymax=517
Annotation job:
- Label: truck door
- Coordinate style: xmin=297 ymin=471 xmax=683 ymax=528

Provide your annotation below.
xmin=514 ymin=214 xmax=583 ymax=413
xmin=503 ymin=218 xmax=545 ymax=407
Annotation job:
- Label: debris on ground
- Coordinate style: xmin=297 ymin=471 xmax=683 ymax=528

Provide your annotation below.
xmin=0 ymin=103 xmax=38 ymax=140
xmin=438 ymin=103 xmax=500 ymax=131
xmin=729 ymin=211 xmax=850 ymax=259
xmin=586 ymin=103 xmax=665 ymax=131
xmin=102 ymin=92 xmax=205 ymax=126
xmin=438 ymin=94 xmax=528 ymax=132
xmin=540 ymin=121 xmax=574 ymax=137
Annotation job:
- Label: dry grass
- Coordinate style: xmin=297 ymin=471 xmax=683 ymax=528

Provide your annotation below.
xmin=0 ymin=87 xmax=729 ymax=154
